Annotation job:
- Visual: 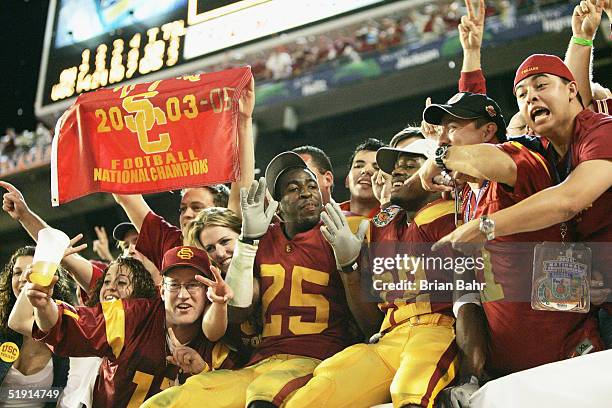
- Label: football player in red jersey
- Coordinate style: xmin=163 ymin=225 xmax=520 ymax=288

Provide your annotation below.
xmin=285 ymin=139 xmax=464 ymax=408
xmin=292 ymin=145 xmax=335 ymax=205
xmin=418 ymin=86 xmax=606 ymax=403
xmin=24 ymin=246 xmax=235 ymax=407
xmin=142 ymin=152 xmax=358 ymax=408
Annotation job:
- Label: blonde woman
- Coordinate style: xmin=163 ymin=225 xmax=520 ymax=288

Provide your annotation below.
xmin=185 ymin=207 xmax=261 ymax=362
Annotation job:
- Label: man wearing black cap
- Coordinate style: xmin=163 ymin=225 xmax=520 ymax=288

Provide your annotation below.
xmin=110 ymin=221 xmax=161 ymax=283
xmin=292 ymin=145 xmax=335 ymax=205
xmin=25 ymin=245 xmax=235 ymax=407
xmin=143 ymin=152 xmax=357 ymax=408
xmin=417 ymin=90 xmax=607 ymax=395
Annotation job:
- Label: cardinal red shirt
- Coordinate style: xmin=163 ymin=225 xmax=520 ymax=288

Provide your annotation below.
xmin=593 ymin=98 xmax=612 ymax=115
xmin=369 ymin=200 xmax=456 ymax=331
xmin=458 ymin=69 xmax=487 ymax=94
xmin=135 ymin=211 xmax=183 ymax=269
xmin=463 ymin=141 xmax=603 ymax=376
xmin=249 ymin=222 xmax=355 ymax=364
xmin=33 ymin=297 xmax=235 ymax=407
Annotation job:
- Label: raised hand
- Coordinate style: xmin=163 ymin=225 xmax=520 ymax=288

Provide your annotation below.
xmin=63 ymin=233 xmax=89 ymax=258
xmin=421 ymin=98 xmax=442 ymax=141
xmin=604 ymin=0 xmax=611 ymax=20
xmin=418 ymin=158 xmax=453 ymax=193
xmin=24 ymin=270 xmax=59 ymax=310
xmin=0 ymin=181 xmax=30 ymax=221
xmin=572 ymin=0 xmax=604 ymax=40
xmin=240 ymin=177 xmax=278 ymax=239
xmin=166 ymin=327 xmax=207 ymax=375
xmin=371 ymin=169 xmax=392 ymax=206
xmin=92 ymin=226 xmax=113 ymax=262
xmin=239 ymin=77 xmax=255 ymax=120
xmin=195 ymin=265 xmax=234 ymax=304
xmin=459 ymin=0 xmax=486 ymax=51
xmin=320 ymin=201 xmax=368 ymax=268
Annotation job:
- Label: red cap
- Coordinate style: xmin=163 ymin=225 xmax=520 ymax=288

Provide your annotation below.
xmin=161 ymin=246 xmax=212 ymax=278
xmin=513 ymin=54 xmax=575 ymax=92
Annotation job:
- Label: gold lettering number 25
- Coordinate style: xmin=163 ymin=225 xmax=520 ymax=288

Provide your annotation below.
xmin=260 ymin=265 xmax=330 ymax=337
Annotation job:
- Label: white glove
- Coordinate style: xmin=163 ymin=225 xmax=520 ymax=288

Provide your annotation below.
xmin=320 ymin=201 xmax=368 ymax=268
xmin=437 ymin=377 xmax=480 ymax=408
xmin=226 ymin=240 xmax=258 ymax=308
xmin=240 ymin=177 xmax=278 ymax=239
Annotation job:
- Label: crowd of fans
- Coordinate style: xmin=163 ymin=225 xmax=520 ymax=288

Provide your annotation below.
xmin=0 ymin=0 xmax=611 ymax=407
xmin=0 ymin=124 xmax=52 ymax=166
xmin=206 ymin=0 xmax=569 ymax=82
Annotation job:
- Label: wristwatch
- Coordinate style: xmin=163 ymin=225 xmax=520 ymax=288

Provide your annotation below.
xmin=341 ymin=261 xmax=359 ymax=273
xmin=434 ymin=144 xmax=451 ymax=171
xmin=239 ymin=235 xmax=260 ymax=246
xmin=459 ymin=374 xmax=480 ymax=386
xmin=479 ymin=215 xmax=495 ymax=241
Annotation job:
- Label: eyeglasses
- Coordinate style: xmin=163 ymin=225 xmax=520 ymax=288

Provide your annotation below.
xmin=163 ymin=281 xmax=204 ymax=294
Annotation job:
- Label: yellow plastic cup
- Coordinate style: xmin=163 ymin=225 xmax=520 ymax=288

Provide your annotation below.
xmin=30 ymin=228 xmax=70 ymax=286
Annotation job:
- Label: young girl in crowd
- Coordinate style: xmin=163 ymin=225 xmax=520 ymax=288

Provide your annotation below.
xmin=62 ymin=257 xmax=159 ymax=408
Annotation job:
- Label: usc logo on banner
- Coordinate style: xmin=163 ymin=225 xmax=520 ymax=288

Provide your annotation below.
xmin=121 ymin=80 xmax=172 ymax=154
xmin=51 ymin=66 xmax=251 ymax=205
xmin=94 ymin=74 xmax=234 ymax=155
xmin=177 ymin=247 xmax=195 ymax=259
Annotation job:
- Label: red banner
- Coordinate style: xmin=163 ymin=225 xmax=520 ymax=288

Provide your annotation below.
xmin=51 ymin=66 xmax=252 ymax=206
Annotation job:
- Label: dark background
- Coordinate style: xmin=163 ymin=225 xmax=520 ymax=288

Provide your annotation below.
xmin=1 ymin=0 xmax=50 ymax=132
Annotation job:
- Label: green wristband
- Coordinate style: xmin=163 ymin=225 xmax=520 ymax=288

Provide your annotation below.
xmin=572 ymin=36 xmax=593 ymax=46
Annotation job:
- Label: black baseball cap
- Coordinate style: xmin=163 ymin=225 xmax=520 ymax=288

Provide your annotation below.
xmin=423 ymin=92 xmax=506 ymax=139
xmin=265 ymin=151 xmax=309 ymax=200
xmin=112 ymin=222 xmax=137 ymax=241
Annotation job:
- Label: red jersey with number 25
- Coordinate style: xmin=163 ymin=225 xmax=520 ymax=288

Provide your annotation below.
xmin=249 ymin=222 xmax=355 ymax=364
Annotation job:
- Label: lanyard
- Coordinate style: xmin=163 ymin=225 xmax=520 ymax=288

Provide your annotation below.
xmin=545 ymin=144 xmax=573 ymax=185
xmin=544 ymin=144 xmax=573 ymax=242
xmin=463 ymin=180 xmax=489 ymax=224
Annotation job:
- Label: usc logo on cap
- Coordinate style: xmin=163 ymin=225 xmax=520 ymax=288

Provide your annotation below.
xmin=177 ymin=247 xmax=194 ymax=260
